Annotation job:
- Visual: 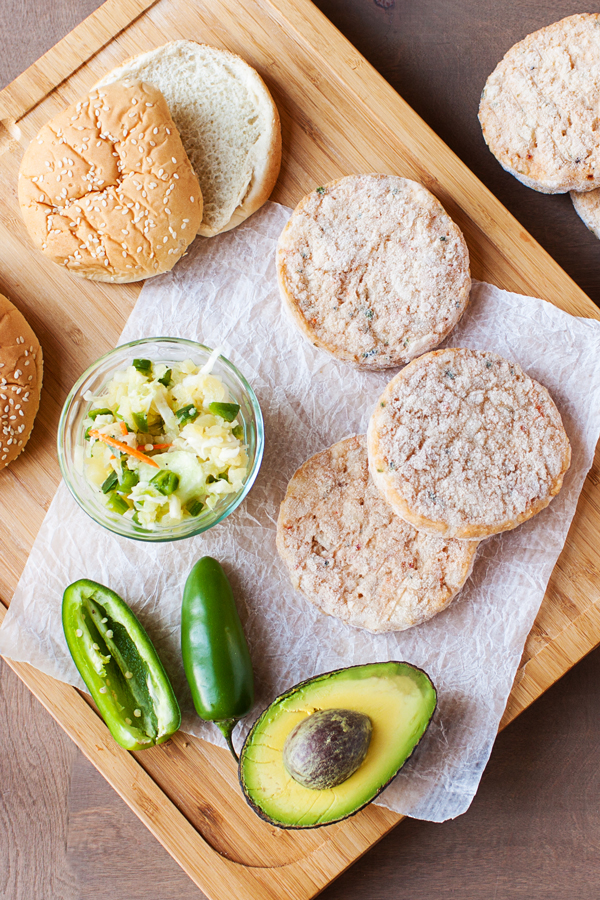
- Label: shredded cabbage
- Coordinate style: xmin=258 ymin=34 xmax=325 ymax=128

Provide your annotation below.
xmin=82 ymin=359 xmax=249 ymax=529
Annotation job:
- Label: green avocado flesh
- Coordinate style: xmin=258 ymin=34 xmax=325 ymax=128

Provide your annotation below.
xmin=239 ymin=661 xmax=436 ymax=828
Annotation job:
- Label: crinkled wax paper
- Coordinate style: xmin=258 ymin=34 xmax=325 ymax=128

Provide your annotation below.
xmin=2 ymin=201 xmax=600 ymax=822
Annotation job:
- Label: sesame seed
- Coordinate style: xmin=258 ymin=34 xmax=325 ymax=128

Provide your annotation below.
xmin=171 ymin=157 xmax=177 ymax=164
xmin=190 ymin=196 xmax=195 ymax=202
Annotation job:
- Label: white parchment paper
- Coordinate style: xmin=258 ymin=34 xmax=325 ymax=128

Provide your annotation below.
xmin=2 ymin=201 xmax=600 ymax=823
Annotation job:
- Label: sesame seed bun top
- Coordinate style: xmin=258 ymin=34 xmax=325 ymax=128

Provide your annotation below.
xmin=17 ymin=80 xmax=203 ymax=283
xmin=0 ymin=293 xmax=43 ymax=469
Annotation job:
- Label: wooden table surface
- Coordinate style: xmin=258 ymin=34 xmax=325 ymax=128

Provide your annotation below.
xmin=1 ymin=1 xmax=600 ymax=898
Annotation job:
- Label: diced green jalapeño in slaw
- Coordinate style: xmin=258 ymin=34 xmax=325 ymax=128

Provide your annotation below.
xmin=79 ymin=354 xmax=248 ymax=529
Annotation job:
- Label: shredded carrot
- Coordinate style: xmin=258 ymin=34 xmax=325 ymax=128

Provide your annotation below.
xmin=152 ymin=443 xmax=172 ymax=450
xmin=119 ymin=421 xmax=128 ymax=436
xmin=89 ymin=430 xmax=160 ymax=468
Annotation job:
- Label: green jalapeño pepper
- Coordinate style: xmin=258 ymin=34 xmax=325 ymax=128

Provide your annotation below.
xmin=63 ymin=579 xmax=181 ymax=751
xmin=181 ymin=557 xmax=254 ymax=761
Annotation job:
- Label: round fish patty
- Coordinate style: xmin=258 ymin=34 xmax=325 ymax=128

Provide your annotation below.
xmin=571 ymin=188 xmax=600 ymax=239
xmin=478 ymin=14 xmax=600 ymax=194
xmin=367 ymin=349 xmax=571 ymax=540
xmin=276 ymin=174 xmax=471 ymax=369
xmin=276 ymin=435 xmax=478 ymax=633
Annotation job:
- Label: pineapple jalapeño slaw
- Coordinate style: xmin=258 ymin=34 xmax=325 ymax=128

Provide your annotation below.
xmin=81 ymin=349 xmax=249 ymax=530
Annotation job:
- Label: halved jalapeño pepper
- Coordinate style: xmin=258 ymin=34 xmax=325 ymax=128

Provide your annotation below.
xmin=62 ymin=579 xmax=181 ymax=751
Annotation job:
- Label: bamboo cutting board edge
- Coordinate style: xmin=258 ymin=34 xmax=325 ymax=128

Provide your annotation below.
xmin=1 ymin=0 xmax=600 ymax=897
xmin=0 ymin=598 xmax=403 ymax=900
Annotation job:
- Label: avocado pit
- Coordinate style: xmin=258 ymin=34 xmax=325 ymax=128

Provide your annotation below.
xmin=283 ymin=708 xmax=372 ymax=790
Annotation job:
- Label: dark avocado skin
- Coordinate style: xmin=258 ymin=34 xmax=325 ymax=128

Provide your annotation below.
xmin=238 ymin=661 xmax=437 ymax=830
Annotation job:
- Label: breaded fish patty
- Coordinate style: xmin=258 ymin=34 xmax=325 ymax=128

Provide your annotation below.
xmin=276 ymin=435 xmax=478 ymax=633
xmin=277 ymin=174 xmax=471 ymax=368
xmin=368 ymin=349 xmax=571 ymax=540
xmin=479 ymin=14 xmax=600 ymax=193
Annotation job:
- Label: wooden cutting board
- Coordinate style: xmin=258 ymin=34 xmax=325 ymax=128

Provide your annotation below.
xmin=1 ymin=0 xmax=599 ymax=896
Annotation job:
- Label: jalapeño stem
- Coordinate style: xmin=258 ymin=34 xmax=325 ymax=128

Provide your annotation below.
xmin=217 ymin=718 xmax=239 ymax=762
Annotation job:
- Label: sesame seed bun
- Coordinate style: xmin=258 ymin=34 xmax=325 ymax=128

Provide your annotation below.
xmin=0 ymin=294 xmax=43 ymax=469
xmin=18 ymin=80 xmax=203 ymax=283
xmin=95 ymin=41 xmax=282 ymax=237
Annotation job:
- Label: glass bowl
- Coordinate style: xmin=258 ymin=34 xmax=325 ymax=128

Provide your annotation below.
xmin=58 ymin=337 xmax=264 ymax=542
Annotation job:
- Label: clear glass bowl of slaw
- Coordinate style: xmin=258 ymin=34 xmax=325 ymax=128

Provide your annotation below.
xmin=57 ymin=337 xmax=264 ymax=542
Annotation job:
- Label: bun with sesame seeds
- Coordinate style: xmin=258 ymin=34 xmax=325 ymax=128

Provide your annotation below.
xmin=0 ymin=293 xmax=43 ymax=469
xmin=95 ymin=41 xmax=282 ymax=237
xmin=17 ymin=80 xmax=203 ymax=283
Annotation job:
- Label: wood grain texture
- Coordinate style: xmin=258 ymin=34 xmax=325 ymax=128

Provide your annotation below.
xmin=0 ymin=658 xmax=79 ymax=900
xmin=1 ymin=0 xmax=600 ymax=898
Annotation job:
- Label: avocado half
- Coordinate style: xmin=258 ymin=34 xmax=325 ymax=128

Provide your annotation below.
xmin=238 ymin=661 xmax=436 ymax=829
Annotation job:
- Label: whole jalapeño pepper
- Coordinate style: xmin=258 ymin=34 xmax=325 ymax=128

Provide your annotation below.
xmin=181 ymin=557 xmax=254 ymax=760
xmin=62 ymin=579 xmax=181 ymax=751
